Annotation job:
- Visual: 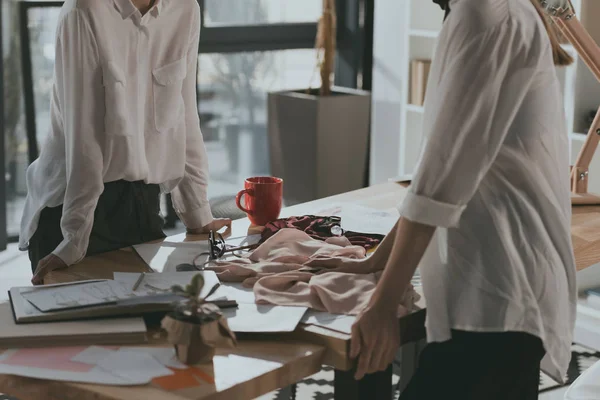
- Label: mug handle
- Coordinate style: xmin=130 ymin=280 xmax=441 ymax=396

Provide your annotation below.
xmin=235 ymin=189 xmax=253 ymax=214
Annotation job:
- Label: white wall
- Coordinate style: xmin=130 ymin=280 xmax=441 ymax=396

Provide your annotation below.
xmin=368 ymin=0 xmax=405 ymax=184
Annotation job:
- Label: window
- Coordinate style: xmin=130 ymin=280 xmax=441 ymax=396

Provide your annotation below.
xmin=203 ymin=0 xmax=322 ymax=26
xmin=5 ymin=0 xmax=372 ymax=238
xmin=198 ymin=49 xmax=318 ymax=198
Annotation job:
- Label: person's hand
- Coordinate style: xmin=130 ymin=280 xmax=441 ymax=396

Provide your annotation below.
xmin=187 ymin=218 xmax=232 ymax=235
xmin=350 ymin=300 xmax=403 ymax=380
xmin=32 ymin=254 xmax=67 ymax=285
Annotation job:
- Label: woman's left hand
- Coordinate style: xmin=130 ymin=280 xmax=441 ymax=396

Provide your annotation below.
xmin=350 ymin=301 xmax=403 ymax=380
xmin=187 ymin=218 xmax=232 ymax=235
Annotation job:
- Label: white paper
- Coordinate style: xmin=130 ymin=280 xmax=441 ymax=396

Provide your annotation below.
xmin=96 ymin=350 xmax=173 ymax=382
xmin=0 ymin=348 xmax=137 ymax=385
xmin=22 ymin=280 xmax=144 ymax=312
xmin=206 ymin=283 xmax=256 ymax=304
xmin=301 ymin=310 xmax=356 ymax=334
xmin=120 ymin=347 xmax=187 ymax=370
xmin=21 ymin=280 xmax=170 ymax=312
xmin=316 ymin=203 xmax=399 ymax=235
xmin=113 ymin=271 xmax=220 ymax=299
xmin=72 ymin=346 xmax=187 ymax=371
xmin=339 ymin=204 xmax=399 ymax=235
xmin=71 ymin=345 xmax=114 ymax=365
xmin=220 ymin=303 xmax=307 ymax=333
xmin=133 ymin=242 xmax=211 ymax=272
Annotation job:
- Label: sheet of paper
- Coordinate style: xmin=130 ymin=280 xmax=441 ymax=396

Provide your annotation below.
xmin=121 ymin=347 xmax=187 ymax=370
xmin=301 ymin=310 xmax=356 ymax=334
xmin=316 ymin=203 xmax=399 ymax=235
xmin=220 ymin=303 xmax=307 ymax=333
xmin=133 ymin=242 xmax=210 ymax=272
xmin=206 ymin=283 xmax=256 ymax=304
xmin=0 ymin=347 xmax=175 ymax=386
xmin=113 ymin=271 xmax=220 ymax=299
xmin=96 ymin=350 xmax=174 ymax=382
xmin=0 ymin=347 xmax=137 ymax=385
xmin=21 ymin=280 xmax=176 ymax=313
xmin=72 ymin=345 xmax=187 ymax=370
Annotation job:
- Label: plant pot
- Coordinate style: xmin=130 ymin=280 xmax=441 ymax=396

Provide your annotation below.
xmin=161 ymin=314 xmax=236 ymax=365
xmin=267 ymin=87 xmax=371 ymax=205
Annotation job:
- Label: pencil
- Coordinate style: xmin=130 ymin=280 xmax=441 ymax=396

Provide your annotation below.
xmin=132 ymin=272 xmax=146 ymax=291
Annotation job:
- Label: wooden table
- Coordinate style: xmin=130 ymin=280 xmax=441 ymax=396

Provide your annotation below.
xmin=2 ymin=182 xmax=598 ymax=400
xmin=0 ymin=340 xmax=324 ymax=400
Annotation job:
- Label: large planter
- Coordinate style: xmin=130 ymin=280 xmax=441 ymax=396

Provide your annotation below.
xmin=268 ymin=87 xmax=371 ymax=205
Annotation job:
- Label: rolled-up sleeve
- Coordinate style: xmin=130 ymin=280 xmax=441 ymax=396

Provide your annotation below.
xmin=400 ymin=21 xmax=537 ymax=228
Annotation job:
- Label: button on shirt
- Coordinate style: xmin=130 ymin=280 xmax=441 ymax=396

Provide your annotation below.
xmin=399 ymin=0 xmax=576 ymax=382
xmin=19 ymin=0 xmax=213 ymax=266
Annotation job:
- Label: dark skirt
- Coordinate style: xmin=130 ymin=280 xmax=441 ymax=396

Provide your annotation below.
xmin=28 ymin=180 xmax=166 ymax=272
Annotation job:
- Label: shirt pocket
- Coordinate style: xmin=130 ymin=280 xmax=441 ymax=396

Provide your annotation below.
xmin=102 ymin=61 xmax=129 ymax=136
xmin=152 ymin=58 xmax=187 ymax=133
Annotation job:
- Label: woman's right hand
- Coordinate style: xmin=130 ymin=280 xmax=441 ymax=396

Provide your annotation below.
xmin=32 ymin=254 xmax=67 ymax=285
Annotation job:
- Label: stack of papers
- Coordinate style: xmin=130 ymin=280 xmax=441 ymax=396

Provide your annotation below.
xmin=0 ymin=346 xmax=177 ymax=385
xmin=9 ymin=272 xmax=219 ymax=324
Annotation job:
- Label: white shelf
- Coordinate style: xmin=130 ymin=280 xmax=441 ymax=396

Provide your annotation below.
xmin=405 ymin=104 xmax=425 ymax=113
xmin=408 ymin=29 xmax=439 ymax=38
xmin=570 ymin=132 xmax=588 ymax=140
xmin=561 ymin=43 xmax=575 ymax=53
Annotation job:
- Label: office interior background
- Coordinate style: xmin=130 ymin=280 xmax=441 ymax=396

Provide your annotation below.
xmin=0 ymin=0 xmax=600 ymax=264
xmin=1 ymin=1 xmax=600 ymax=398
xmin=0 ymin=0 xmax=376 ymax=250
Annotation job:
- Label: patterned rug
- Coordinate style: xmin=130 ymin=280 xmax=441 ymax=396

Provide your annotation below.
xmin=258 ymin=343 xmax=600 ymax=400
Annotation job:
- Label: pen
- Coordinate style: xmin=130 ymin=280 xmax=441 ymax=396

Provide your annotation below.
xmin=132 ymin=272 xmax=146 ymax=291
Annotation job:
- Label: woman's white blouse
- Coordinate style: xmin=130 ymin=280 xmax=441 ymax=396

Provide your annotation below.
xmin=399 ymin=0 xmax=576 ymax=382
xmin=19 ymin=0 xmax=213 ymax=265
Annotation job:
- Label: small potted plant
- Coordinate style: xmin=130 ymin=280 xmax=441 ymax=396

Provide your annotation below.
xmin=161 ymin=274 xmax=236 ymax=365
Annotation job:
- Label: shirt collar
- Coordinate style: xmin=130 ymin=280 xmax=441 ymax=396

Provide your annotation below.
xmin=113 ymin=0 xmax=167 ymax=19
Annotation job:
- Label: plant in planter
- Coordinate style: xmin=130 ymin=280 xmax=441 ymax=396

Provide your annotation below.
xmin=268 ymin=0 xmax=371 ymax=206
xmin=161 ymin=274 xmax=236 ymax=365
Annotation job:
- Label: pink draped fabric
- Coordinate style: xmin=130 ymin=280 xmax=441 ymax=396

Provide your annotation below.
xmin=206 ymin=229 xmax=417 ymax=315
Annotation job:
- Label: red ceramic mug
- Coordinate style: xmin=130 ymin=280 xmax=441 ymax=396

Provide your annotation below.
xmin=235 ymin=177 xmax=283 ymax=226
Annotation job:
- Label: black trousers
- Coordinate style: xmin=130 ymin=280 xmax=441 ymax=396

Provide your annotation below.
xmin=400 ymin=330 xmax=545 ymax=400
xmin=28 ymin=180 xmax=166 ymax=272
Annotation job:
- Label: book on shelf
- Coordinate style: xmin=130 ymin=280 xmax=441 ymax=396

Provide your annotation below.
xmin=409 ymin=59 xmax=431 ymax=106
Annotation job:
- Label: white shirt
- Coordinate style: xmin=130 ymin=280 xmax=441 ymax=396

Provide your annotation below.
xmin=19 ymin=0 xmax=213 ymax=266
xmin=399 ymin=0 xmax=576 ymax=383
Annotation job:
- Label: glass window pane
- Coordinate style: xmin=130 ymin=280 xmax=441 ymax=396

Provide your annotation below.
xmin=4 ymin=2 xmax=28 ymax=237
xmin=203 ymin=0 xmax=321 ymax=26
xmin=29 ymin=7 xmax=61 ymax=147
xmin=198 ymin=49 xmax=318 ymax=198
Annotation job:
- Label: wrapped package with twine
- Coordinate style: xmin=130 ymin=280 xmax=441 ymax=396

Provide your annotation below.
xmin=161 ymin=303 xmax=237 ymax=365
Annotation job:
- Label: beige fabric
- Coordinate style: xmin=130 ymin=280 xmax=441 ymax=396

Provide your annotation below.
xmin=207 ymin=229 xmax=419 ymax=316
